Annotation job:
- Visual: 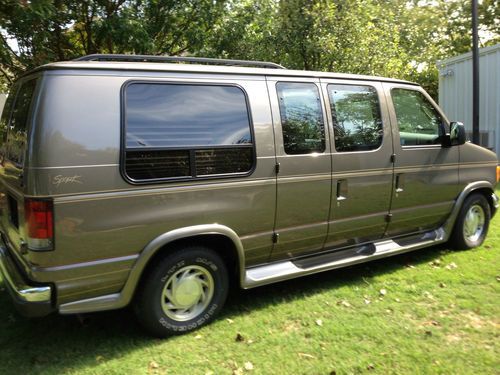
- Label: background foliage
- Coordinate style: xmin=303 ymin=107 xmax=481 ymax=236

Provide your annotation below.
xmin=0 ymin=0 xmax=499 ymax=98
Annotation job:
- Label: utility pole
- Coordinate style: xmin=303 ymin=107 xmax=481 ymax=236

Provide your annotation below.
xmin=472 ymin=0 xmax=480 ymax=145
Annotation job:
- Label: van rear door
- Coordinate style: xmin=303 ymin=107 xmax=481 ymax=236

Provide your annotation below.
xmin=0 ymin=77 xmax=39 ymax=255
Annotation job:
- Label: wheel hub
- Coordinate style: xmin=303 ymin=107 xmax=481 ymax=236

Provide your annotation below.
xmin=463 ymin=204 xmax=485 ymax=243
xmin=171 ymin=277 xmax=202 ymax=307
xmin=161 ymin=265 xmax=214 ymax=322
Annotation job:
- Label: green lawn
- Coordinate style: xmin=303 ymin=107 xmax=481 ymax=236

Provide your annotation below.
xmin=1 ymin=210 xmax=499 ymax=374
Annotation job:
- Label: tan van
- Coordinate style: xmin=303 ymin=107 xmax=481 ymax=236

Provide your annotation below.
xmin=0 ymin=54 xmax=498 ymax=336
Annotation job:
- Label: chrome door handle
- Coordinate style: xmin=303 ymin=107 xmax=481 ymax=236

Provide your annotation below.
xmin=337 ymin=179 xmax=348 ymax=201
xmin=395 ymin=174 xmax=404 ymax=193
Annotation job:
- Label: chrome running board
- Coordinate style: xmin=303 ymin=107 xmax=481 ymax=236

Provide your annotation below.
xmin=243 ymin=228 xmax=446 ymax=289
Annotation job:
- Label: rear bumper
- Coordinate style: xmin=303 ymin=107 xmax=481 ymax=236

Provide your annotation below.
xmin=0 ymin=238 xmax=54 ymax=317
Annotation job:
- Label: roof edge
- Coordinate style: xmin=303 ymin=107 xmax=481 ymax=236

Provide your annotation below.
xmin=437 ymin=43 xmax=500 ymax=66
xmin=19 ymin=59 xmax=418 ymax=86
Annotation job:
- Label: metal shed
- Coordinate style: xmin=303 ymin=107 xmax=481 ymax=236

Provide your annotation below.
xmin=437 ymin=43 xmax=500 ymax=158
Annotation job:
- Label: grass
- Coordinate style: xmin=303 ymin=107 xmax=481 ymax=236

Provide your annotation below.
xmin=1 ymin=209 xmax=499 ymax=374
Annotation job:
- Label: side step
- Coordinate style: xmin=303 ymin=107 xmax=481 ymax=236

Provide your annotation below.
xmin=243 ymin=228 xmax=445 ymax=289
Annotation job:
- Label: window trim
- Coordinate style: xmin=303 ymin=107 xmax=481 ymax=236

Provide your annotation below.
xmin=120 ymin=80 xmax=257 ymax=185
xmin=327 ymin=83 xmax=385 ymax=153
xmin=390 ymin=86 xmax=447 ymax=149
xmin=275 ymin=81 xmax=327 ymax=155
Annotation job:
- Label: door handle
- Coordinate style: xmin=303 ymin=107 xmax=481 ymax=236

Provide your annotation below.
xmin=395 ymin=174 xmax=404 ymax=194
xmin=337 ymin=179 xmax=348 ymax=201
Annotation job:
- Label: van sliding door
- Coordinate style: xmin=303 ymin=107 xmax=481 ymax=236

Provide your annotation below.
xmin=320 ymin=79 xmax=393 ymax=248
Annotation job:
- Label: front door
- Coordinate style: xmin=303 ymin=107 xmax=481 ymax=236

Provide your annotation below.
xmin=267 ymin=78 xmax=332 ymax=261
xmin=384 ymin=84 xmax=460 ymax=236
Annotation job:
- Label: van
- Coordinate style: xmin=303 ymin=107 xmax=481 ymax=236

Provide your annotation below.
xmin=0 ymin=54 xmax=498 ymax=336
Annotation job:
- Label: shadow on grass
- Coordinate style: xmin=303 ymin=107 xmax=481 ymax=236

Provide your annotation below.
xmin=0 ymin=244 xmax=451 ymax=374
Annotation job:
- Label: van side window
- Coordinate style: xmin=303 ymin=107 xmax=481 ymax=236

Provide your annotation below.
xmin=328 ymin=84 xmax=383 ymax=152
xmin=276 ymin=82 xmax=325 ymax=154
xmin=391 ymin=88 xmax=442 ymax=146
xmin=124 ymin=83 xmax=254 ymax=181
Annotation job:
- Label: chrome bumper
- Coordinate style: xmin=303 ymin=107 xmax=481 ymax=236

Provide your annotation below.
xmin=492 ymin=193 xmax=499 ymax=210
xmin=0 ymin=239 xmax=53 ymax=316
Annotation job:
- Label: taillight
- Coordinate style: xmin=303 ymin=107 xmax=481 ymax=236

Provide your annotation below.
xmin=497 ymin=166 xmax=500 ymax=183
xmin=24 ymin=198 xmax=54 ymax=251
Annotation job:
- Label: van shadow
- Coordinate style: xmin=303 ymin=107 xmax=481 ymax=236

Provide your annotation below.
xmin=0 ymin=244 xmax=451 ymax=374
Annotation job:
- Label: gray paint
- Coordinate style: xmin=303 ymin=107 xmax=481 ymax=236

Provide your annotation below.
xmin=437 ymin=43 xmax=500 ymax=158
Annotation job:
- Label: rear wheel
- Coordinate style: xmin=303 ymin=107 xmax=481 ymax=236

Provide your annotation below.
xmin=449 ymin=193 xmax=491 ymax=250
xmin=135 ymin=246 xmax=229 ymax=337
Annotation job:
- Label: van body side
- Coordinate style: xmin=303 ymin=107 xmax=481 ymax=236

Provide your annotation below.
xmin=0 ymin=59 xmax=497 ymax=334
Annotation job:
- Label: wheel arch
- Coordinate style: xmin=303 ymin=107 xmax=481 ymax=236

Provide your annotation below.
xmin=472 ymin=187 xmax=498 ymax=217
xmin=444 ymin=181 xmax=496 ymax=238
xmin=124 ymin=224 xmax=245 ymax=307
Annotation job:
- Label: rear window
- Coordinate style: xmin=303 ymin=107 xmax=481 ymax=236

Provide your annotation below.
xmin=123 ymin=82 xmax=255 ymax=182
xmin=0 ymin=79 xmax=37 ymax=167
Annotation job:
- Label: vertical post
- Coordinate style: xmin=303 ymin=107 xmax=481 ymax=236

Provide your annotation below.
xmin=472 ymin=0 xmax=480 ymax=145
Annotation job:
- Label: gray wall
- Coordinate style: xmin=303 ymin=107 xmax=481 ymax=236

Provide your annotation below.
xmin=437 ymin=43 xmax=500 ymax=158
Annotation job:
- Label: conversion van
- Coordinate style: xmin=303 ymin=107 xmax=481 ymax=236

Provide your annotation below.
xmin=0 ymin=54 xmax=498 ymax=336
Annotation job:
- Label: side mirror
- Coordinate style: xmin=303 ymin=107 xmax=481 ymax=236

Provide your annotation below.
xmin=442 ymin=121 xmax=466 ymax=147
xmin=449 ymin=121 xmax=466 ymax=146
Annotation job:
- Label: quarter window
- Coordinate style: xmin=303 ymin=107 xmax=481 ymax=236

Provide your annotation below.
xmin=328 ymin=84 xmax=383 ymax=152
xmin=276 ymin=82 xmax=325 ymax=154
xmin=391 ymin=88 xmax=442 ymax=146
xmin=124 ymin=83 xmax=254 ymax=181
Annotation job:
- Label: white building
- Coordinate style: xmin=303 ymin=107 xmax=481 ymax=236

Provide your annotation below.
xmin=437 ymin=43 xmax=500 ymax=158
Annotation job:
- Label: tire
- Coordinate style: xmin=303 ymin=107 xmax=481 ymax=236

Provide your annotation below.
xmin=134 ymin=245 xmax=229 ymax=337
xmin=449 ymin=193 xmax=491 ymax=250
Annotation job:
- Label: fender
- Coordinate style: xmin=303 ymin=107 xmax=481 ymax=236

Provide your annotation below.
xmin=59 ymin=224 xmax=245 ymax=314
xmin=442 ymin=180 xmax=495 ymax=239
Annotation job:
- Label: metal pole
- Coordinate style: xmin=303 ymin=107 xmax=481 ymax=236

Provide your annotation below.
xmin=472 ymin=0 xmax=480 ymax=145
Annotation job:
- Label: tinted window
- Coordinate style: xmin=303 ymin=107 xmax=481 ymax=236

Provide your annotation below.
xmin=10 ymin=80 xmax=36 ymax=134
xmin=0 ymin=79 xmax=37 ymax=166
xmin=126 ymin=84 xmax=251 ymax=148
xmin=276 ymin=82 xmax=325 ymax=154
xmin=328 ymin=84 xmax=383 ymax=152
xmin=126 ymin=150 xmax=191 ymax=180
xmin=0 ymin=89 xmax=16 ymax=146
xmin=124 ymin=83 xmax=254 ymax=181
xmin=392 ymin=89 xmax=442 ymax=146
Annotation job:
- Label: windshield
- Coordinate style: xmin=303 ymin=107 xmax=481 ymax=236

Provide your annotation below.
xmin=0 ymin=78 xmax=37 ymax=167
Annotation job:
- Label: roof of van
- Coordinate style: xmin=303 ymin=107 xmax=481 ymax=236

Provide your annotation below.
xmin=29 ymin=60 xmax=419 ymax=85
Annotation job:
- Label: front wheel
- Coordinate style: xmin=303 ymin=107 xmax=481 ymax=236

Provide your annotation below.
xmin=449 ymin=193 xmax=491 ymax=250
xmin=134 ymin=246 xmax=229 ymax=337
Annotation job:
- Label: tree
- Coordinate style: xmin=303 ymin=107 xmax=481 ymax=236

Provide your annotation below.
xmin=0 ymin=0 xmax=499 ymax=98
xmin=0 ymin=0 xmax=228 ymax=86
xmin=382 ymin=0 xmax=500 ymax=98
